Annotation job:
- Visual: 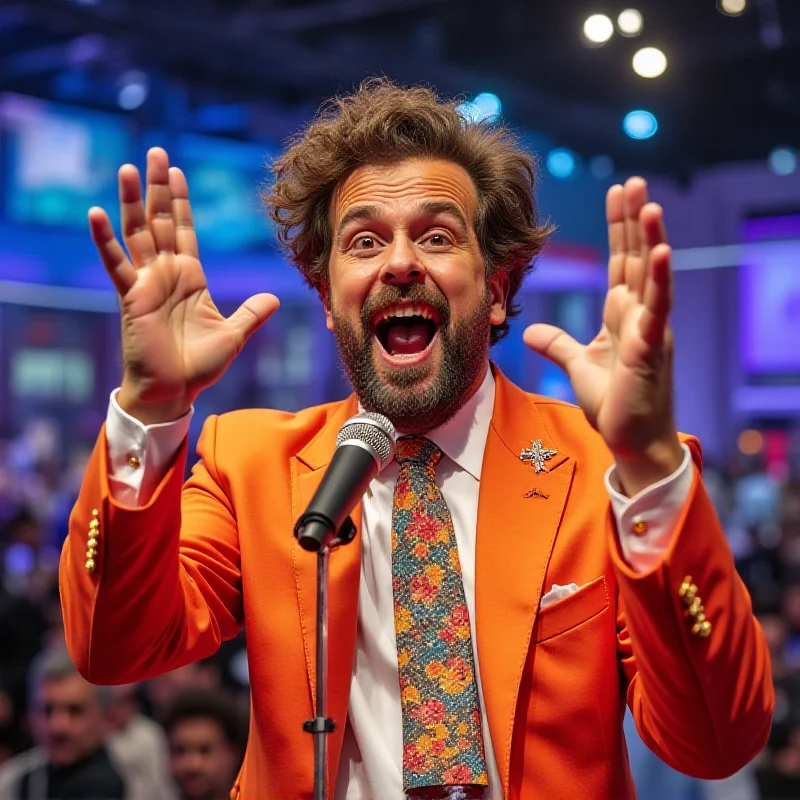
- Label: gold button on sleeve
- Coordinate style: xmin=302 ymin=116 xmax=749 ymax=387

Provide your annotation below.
xmin=85 ymin=558 xmax=96 ymax=572
xmin=692 ymin=620 xmax=712 ymax=637
xmin=632 ymin=517 xmax=648 ymax=536
xmin=128 ymin=455 xmax=141 ymax=469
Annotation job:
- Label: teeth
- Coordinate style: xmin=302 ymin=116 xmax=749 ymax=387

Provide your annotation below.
xmin=379 ymin=304 xmax=434 ymax=322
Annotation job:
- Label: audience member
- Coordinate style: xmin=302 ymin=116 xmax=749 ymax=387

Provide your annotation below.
xmin=0 ymin=647 xmax=126 ymax=799
xmin=162 ymin=689 xmax=247 ymax=800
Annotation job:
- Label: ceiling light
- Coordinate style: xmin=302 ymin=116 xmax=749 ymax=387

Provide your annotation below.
xmin=457 ymin=92 xmax=502 ymax=124
xmin=632 ymin=47 xmax=667 ymax=78
xmin=719 ymin=0 xmax=747 ymax=16
xmin=617 ymin=9 xmax=643 ymax=36
xmin=623 ymin=110 xmax=658 ymax=140
xmin=583 ymin=14 xmax=614 ymax=45
xmin=117 ymin=70 xmax=148 ymax=110
xmin=546 ymin=148 xmax=577 ymax=179
xmin=768 ymin=146 xmax=798 ymax=176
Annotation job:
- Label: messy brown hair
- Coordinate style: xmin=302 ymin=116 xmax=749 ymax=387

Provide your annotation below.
xmin=265 ymin=77 xmax=553 ymax=343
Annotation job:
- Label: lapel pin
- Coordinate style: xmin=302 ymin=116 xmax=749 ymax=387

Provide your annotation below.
xmin=520 ymin=439 xmax=558 ymax=474
xmin=524 ymin=488 xmax=550 ymax=500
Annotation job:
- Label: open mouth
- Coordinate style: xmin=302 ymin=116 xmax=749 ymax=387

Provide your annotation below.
xmin=372 ymin=302 xmax=442 ymax=359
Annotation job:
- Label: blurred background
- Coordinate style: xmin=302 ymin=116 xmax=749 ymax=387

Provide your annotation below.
xmin=0 ymin=0 xmax=798 ymax=798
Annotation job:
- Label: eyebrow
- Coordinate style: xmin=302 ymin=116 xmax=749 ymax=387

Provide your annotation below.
xmin=335 ymin=200 xmax=470 ymax=241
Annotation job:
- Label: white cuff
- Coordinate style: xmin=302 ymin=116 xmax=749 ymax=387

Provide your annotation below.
xmin=605 ymin=444 xmax=694 ymax=574
xmin=106 ymin=389 xmax=193 ymax=507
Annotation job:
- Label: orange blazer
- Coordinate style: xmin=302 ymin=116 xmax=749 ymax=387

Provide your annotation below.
xmin=60 ymin=367 xmax=773 ymax=799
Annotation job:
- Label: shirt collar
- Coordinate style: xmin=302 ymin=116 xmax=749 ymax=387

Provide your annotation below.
xmin=426 ymin=365 xmax=495 ymax=481
xmin=358 ymin=364 xmax=495 ymax=481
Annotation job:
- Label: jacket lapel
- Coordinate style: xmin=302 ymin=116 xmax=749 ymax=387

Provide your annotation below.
xmin=290 ymin=395 xmax=361 ymax=795
xmin=475 ymin=368 xmax=575 ymax=797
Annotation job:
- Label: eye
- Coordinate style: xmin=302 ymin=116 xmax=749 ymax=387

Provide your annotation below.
xmin=351 ymin=235 xmax=379 ymax=252
xmin=422 ymin=232 xmax=451 ymax=248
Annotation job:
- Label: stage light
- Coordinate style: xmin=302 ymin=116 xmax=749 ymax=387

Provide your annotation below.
xmin=719 ymin=0 xmax=747 ymax=16
xmin=590 ymin=155 xmax=615 ymax=179
xmin=583 ymin=14 xmax=614 ymax=45
xmin=117 ymin=70 xmax=148 ymax=110
xmin=618 ymin=9 xmax=643 ymax=36
xmin=623 ymin=110 xmax=658 ymax=140
xmin=738 ymin=429 xmax=763 ymax=456
xmin=472 ymin=92 xmax=502 ymax=121
xmin=457 ymin=92 xmax=502 ymax=124
xmin=633 ymin=47 xmax=667 ymax=78
xmin=768 ymin=146 xmax=798 ymax=176
xmin=547 ymin=148 xmax=577 ymax=179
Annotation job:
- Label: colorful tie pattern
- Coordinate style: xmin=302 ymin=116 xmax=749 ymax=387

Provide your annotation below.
xmin=391 ymin=437 xmax=488 ymax=799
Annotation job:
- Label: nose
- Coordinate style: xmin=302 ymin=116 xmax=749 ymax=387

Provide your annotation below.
xmin=378 ymin=235 xmax=426 ymax=287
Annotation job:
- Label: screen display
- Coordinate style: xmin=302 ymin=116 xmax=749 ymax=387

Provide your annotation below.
xmin=1 ymin=93 xmax=133 ymax=229
xmin=174 ymin=134 xmax=277 ymax=252
xmin=740 ymin=214 xmax=800 ymax=374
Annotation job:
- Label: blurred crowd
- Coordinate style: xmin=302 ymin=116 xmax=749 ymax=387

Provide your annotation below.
xmin=0 ymin=419 xmax=250 ymax=800
xmin=0 ymin=415 xmax=798 ymax=799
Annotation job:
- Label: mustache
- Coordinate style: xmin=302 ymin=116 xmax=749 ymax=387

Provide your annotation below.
xmin=359 ymin=285 xmax=450 ymax=330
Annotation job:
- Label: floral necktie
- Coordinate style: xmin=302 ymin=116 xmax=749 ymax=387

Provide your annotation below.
xmin=391 ymin=436 xmax=488 ymax=799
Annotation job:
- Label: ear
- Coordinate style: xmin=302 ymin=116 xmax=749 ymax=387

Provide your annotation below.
xmin=319 ymin=282 xmax=334 ymax=331
xmin=487 ymin=270 xmax=509 ymax=327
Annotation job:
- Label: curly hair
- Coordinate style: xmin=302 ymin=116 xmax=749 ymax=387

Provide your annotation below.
xmin=264 ymin=77 xmax=553 ymax=343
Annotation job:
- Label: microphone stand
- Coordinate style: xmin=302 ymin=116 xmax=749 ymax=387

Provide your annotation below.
xmin=299 ymin=515 xmax=357 ymax=800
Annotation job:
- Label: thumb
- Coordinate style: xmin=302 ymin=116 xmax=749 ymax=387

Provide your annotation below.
xmin=227 ymin=293 xmax=280 ymax=344
xmin=523 ymin=323 xmax=583 ymax=375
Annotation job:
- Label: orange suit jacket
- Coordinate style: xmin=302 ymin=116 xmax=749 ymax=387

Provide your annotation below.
xmin=60 ymin=366 xmax=773 ymax=799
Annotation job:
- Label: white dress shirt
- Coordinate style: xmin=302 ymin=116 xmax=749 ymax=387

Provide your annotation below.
xmin=104 ymin=367 xmax=693 ymax=799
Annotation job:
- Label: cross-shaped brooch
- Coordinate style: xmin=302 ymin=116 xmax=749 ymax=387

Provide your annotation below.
xmin=520 ymin=439 xmax=558 ymax=474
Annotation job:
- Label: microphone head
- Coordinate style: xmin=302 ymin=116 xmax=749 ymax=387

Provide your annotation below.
xmin=335 ymin=412 xmax=396 ymax=472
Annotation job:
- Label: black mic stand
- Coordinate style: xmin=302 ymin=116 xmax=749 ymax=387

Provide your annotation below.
xmin=297 ymin=514 xmax=357 ymax=800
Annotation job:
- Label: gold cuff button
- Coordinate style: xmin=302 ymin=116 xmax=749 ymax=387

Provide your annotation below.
xmin=85 ymin=558 xmax=96 ymax=572
xmin=632 ymin=517 xmax=649 ymax=536
xmin=128 ymin=455 xmax=141 ymax=469
xmin=692 ymin=620 xmax=712 ymax=637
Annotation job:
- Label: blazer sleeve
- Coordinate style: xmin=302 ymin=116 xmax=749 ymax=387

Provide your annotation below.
xmin=612 ymin=438 xmax=774 ymax=780
xmin=59 ymin=415 xmax=242 ymax=684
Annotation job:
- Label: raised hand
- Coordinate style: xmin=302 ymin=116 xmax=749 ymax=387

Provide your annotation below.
xmin=90 ymin=147 xmax=280 ymax=424
xmin=523 ymin=177 xmax=683 ymax=495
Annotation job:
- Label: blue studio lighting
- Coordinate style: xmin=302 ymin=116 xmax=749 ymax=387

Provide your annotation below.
xmin=768 ymin=146 xmax=798 ymax=176
xmin=457 ymin=92 xmax=502 ymax=124
xmin=623 ymin=109 xmax=658 ymax=140
xmin=546 ymin=148 xmax=577 ymax=179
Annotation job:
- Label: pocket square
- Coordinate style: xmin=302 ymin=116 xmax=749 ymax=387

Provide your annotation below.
xmin=540 ymin=582 xmax=583 ymax=609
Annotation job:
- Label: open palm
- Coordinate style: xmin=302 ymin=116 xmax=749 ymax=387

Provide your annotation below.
xmin=524 ymin=178 xmax=677 ymax=458
xmin=90 ymin=147 xmax=279 ymax=419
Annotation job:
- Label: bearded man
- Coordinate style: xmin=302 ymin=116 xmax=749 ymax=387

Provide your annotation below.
xmin=59 ymin=80 xmax=773 ymax=799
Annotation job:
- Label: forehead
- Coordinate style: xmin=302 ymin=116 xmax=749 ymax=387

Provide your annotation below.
xmin=331 ymin=158 xmax=478 ymax=226
xmin=38 ymin=674 xmax=94 ymax=703
xmin=171 ymin=717 xmax=226 ymax=743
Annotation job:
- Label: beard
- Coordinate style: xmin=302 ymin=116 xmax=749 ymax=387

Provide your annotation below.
xmin=330 ymin=284 xmax=493 ymax=434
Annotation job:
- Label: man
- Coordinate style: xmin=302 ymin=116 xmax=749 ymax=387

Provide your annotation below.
xmin=59 ymin=79 xmax=773 ymax=798
xmin=162 ymin=689 xmax=246 ymax=800
xmin=0 ymin=647 xmax=126 ymax=799
xmin=105 ymin=684 xmax=177 ymax=800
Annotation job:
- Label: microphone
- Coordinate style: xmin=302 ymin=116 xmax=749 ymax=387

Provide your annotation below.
xmin=295 ymin=412 xmax=397 ymax=552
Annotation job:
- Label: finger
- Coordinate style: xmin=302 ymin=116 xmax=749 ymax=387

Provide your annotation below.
xmin=522 ymin=323 xmax=584 ymax=375
xmin=606 ymin=184 xmax=626 ymax=288
xmin=640 ymin=202 xmax=667 ymax=252
xmin=227 ymin=293 xmax=281 ymax=346
xmin=119 ymin=164 xmax=158 ymax=268
xmin=623 ymin=177 xmax=650 ymax=297
xmin=623 ymin=176 xmax=649 ymax=257
xmin=639 ymin=243 xmax=673 ymax=347
xmin=169 ymin=167 xmax=199 ymax=259
xmin=145 ymin=147 xmax=176 ymax=254
xmin=89 ymin=207 xmax=138 ymax=295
